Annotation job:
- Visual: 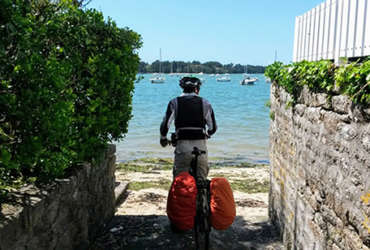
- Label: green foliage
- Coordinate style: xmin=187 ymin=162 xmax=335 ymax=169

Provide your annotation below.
xmin=264 ymin=61 xmax=284 ymax=83
xmin=264 ymin=100 xmax=271 ymax=108
xmin=116 ymin=158 xmax=173 ymax=172
xmin=265 ymin=59 xmax=369 ymax=106
xmin=230 ymin=179 xmax=270 ymax=193
xmin=285 ymin=100 xmax=293 ymax=109
xmin=269 ymin=111 xmax=275 ymax=121
xmin=335 ymin=59 xmax=370 ymax=104
xmin=128 ymin=179 xmax=172 ymax=191
xmin=0 ymin=0 xmax=142 ymax=190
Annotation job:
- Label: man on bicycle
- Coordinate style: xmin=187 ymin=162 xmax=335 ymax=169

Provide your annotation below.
xmin=160 ymin=76 xmax=217 ymax=179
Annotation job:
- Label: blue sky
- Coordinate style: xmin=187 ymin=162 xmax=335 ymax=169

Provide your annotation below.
xmin=87 ymin=0 xmax=324 ymax=66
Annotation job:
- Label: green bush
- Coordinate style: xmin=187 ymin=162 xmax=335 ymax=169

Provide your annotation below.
xmin=0 ymin=0 xmax=142 ymax=194
xmin=265 ymin=59 xmax=369 ymax=106
xmin=335 ymin=60 xmax=370 ymax=104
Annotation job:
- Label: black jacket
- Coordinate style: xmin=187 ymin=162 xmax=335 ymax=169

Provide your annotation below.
xmin=160 ymin=93 xmax=217 ymax=140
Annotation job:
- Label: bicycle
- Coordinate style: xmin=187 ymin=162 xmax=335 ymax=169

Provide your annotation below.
xmin=190 ymin=146 xmax=211 ymax=250
xmin=166 ymin=134 xmax=211 ymax=250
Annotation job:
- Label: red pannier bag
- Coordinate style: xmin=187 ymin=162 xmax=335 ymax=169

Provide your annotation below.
xmin=210 ymin=177 xmax=236 ymax=230
xmin=166 ymin=172 xmax=197 ymax=230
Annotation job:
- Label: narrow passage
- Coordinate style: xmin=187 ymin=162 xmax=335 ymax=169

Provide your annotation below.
xmin=91 ymin=158 xmax=283 ymax=250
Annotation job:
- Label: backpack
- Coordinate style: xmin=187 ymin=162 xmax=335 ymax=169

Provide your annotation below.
xmin=166 ymin=172 xmax=197 ymax=230
xmin=209 ymin=177 xmax=236 ymax=230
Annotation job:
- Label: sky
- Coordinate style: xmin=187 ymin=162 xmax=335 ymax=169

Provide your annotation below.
xmin=87 ymin=0 xmax=325 ymax=66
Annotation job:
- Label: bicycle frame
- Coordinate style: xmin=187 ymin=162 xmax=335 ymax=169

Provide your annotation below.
xmin=191 ymin=147 xmax=211 ymax=250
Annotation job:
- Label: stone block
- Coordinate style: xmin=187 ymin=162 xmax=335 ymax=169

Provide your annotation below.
xmin=299 ymin=85 xmax=331 ymax=108
xmin=364 ymin=108 xmax=370 ymax=122
xmin=361 ymin=127 xmax=370 ymax=152
xmin=305 ymin=107 xmax=322 ymax=123
xmin=327 ymin=223 xmax=344 ymax=246
xmin=331 ymin=243 xmax=341 ymax=250
xmin=295 ymin=104 xmax=306 ymax=117
xmin=343 ymin=227 xmax=366 ymax=250
xmin=299 ymin=85 xmax=312 ymax=105
xmin=332 ymin=95 xmax=352 ymax=114
xmin=350 ymin=105 xmax=367 ymax=123
xmin=337 ymin=123 xmax=358 ymax=141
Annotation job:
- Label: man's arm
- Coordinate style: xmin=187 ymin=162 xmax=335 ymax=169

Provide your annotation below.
xmin=160 ymin=100 xmax=175 ymax=139
xmin=203 ymin=99 xmax=217 ymax=136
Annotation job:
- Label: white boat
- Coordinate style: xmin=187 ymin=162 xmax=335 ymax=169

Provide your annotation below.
xmin=151 ymin=49 xmax=165 ymax=84
xmin=216 ymin=74 xmax=231 ymax=82
xmin=240 ymin=65 xmax=257 ymax=85
xmin=240 ymin=74 xmax=257 ymax=85
xmin=150 ymin=74 xmax=165 ymax=83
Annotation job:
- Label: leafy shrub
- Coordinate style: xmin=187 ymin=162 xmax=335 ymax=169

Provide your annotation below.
xmin=264 ymin=61 xmax=284 ymax=83
xmin=265 ymin=59 xmax=369 ymax=106
xmin=335 ymin=60 xmax=370 ymax=104
xmin=0 ymin=0 xmax=142 ymax=194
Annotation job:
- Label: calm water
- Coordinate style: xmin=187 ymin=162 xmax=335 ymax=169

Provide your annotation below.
xmin=115 ymin=73 xmax=271 ymax=164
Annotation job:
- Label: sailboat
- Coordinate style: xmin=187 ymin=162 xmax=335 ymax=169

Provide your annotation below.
xmin=216 ymin=65 xmax=231 ymax=82
xmin=240 ymin=65 xmax=257 ymax=85
xmin=150 ymin=73 xmax=165 ymax=83
xmin=216 ymin=73 xmax=231 ymax=82
xmin=150 ymin=48 xmax=165 ymax=83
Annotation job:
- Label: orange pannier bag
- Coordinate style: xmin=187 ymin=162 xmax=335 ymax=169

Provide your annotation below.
xmin=166 ymin=172 xmax=197 ymax=230
xmin=210 ymin=177 xmax=236 ymax=230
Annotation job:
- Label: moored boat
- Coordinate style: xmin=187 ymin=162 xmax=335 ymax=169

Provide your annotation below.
xmin=151 ymin=48 xmax=166 ymax=84
xmin=240 ymin=75 xmax=257 ymax=85
xmin=150 ymin=74 xmax=165 ymax=83
xmin=216 ymin=73 xmax=231 ymax=82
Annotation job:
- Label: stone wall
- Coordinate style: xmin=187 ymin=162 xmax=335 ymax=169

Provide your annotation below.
xmin=269 ymin=84 xmax=370 ymax=249
xmin=0 ymin=145 xmax=116 ymax=250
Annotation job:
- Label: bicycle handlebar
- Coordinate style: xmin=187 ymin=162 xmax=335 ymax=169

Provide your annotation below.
xmin=192 ymin=147 xmax=206 ymax=156
xmin=164 ymin=139 xmax=176 ymax=147
xmin=164 ymin=133 xmax=210 ymax=148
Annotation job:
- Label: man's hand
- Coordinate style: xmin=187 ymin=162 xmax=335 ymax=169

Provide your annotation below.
xmin=160 ymin=138 xmax=168 ymax=147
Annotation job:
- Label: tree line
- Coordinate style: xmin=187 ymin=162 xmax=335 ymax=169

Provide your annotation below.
xmin=138 ymin=61 xmax=266 ymax=74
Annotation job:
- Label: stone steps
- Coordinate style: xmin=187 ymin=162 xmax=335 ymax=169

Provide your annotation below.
xmin=114 ymin=181 xmax=129 ymax=207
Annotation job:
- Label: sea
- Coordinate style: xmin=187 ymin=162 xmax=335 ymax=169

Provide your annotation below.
xmin=114 ymin=73 xmax=271 ymax=165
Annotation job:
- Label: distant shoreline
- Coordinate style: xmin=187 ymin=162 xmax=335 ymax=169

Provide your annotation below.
xmin=138 ymin=61 xmax=266 ymax=74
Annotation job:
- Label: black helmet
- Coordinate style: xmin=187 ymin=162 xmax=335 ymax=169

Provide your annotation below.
xmin=179 ymin=76 xmax=202 ymax=89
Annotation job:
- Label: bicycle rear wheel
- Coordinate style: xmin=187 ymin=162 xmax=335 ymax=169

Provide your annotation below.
xmin=194 ymin=220 xmax=210 ymax=250
xmin=194 ymin=180 xmax=211 ymax=250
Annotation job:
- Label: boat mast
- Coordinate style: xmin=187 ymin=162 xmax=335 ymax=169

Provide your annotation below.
xmin=159 ymin=48 xmax=162 ymax=74
xmin=274 ymin=50 xmax=277 ymax=62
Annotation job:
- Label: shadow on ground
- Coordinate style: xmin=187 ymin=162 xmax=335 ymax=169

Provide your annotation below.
xmin=91 ymin=214 xmax=282 ymax=250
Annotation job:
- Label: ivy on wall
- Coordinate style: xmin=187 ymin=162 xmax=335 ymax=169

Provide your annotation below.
xmin=265 ymin=58 xmax=370 ymax=106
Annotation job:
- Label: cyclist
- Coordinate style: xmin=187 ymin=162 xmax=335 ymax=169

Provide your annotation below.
xmin=160 ymin=76 xmax=217 ymax=179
